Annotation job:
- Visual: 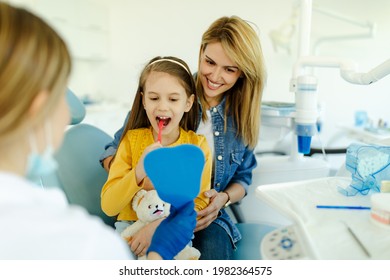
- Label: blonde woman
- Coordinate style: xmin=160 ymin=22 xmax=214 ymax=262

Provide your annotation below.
xmin=0 ymin=2 xmax=131 ymax=259
xmin=101 ymin=16 xmax=267 ymax=259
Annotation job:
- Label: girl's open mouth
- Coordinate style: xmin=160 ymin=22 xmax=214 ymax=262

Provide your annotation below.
xmin=156 ymin=116 xmax=171 ymax=127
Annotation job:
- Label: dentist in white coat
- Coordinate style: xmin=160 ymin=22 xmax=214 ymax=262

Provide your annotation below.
xmin=0 ymin=2 xmax=132 ymax=260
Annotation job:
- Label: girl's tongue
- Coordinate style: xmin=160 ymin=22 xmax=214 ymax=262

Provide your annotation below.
xmin=157 ymin=117 xmax=170 ymax=143
xmin=157 ymin=117 xmax=170 ymax=127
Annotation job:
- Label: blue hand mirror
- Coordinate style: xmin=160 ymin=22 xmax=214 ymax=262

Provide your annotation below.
xmin=143 ymin=144 xmax=205 ymax=208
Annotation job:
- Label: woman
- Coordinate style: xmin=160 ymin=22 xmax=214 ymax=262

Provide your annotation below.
xmin=101 ymin=15 xmax=266 ymax=259
xmin=0 ymin=2 xmax=131 ymax=259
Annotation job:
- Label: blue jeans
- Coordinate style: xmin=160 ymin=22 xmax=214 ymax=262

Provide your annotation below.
xmin=193 ymin=222 xmax=234 ymax=260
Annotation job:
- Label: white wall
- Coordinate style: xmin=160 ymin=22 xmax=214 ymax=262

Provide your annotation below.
xmin=8 ymin=0 xmax=390 ymax=144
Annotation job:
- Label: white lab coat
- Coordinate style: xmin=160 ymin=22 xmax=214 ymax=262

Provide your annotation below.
xmin=0 ymin=172 xmax=133 ymax=260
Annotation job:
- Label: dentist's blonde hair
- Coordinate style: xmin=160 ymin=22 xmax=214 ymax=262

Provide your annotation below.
xmin=0 ymin=2 xmax=71 ymax=144
xmin=196 ymin=16 xmax=267 ymax=149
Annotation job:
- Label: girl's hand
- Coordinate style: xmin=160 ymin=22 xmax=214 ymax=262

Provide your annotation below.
xmin=135 ymin=142 xmax=162 ymax=184
xmin=127 ymin=219 xmax=162 ymax=257
xmin=102 ymin=155 xmax=114 ymax=172
xmin=194 ymin=189 xmax=226 ymax=232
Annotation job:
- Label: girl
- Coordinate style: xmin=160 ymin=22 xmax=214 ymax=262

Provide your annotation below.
xmin=101 ymin=16 xmax=266 ymax=259
xmin=101 ymin=56 xmax=212 ymax=258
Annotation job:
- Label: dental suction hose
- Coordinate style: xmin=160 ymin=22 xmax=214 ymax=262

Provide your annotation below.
xmin=294 ymin=75 xmax=318 ymax=154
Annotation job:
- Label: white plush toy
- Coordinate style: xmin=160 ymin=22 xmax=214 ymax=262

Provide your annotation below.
xmin=121 ymin=189 xmax=201 ymax=260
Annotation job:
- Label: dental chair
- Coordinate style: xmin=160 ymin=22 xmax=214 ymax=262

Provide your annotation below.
xmin=229 ymin=202 xmax=276 ymax=260
xmin=45 ymin=89 xmax=275 ymax=258
xmin=233 ymin=222 xmax=277 ymax=260
xmin=41 ymin=88 xmax=116 ymax=227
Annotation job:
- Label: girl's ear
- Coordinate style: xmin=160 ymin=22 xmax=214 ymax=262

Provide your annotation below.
xmin=184 ymin=94 xmax=195 ymax=112
xmin=28 ymin=90 xmax=49 ymax=118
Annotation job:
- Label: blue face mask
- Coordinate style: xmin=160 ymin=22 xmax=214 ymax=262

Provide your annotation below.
xmin=25 ymin=122 xmax=58 ymax=186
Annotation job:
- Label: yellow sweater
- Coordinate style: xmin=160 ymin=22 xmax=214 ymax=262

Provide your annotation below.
xmin=101 ymin=127 xmax=212 ymax=221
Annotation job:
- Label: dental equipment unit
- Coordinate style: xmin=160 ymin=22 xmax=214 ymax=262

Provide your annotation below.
xmin=291 ymin=0 xmax=390 ymax=155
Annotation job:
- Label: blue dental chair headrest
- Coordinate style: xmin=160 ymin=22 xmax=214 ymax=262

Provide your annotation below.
xmin=43 ymin=88 xmax=116 ymax=227
xmin=66 ymin=88 xmax=86 ymax=125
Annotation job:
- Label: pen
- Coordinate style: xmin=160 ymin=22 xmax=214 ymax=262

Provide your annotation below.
xmin=316 ymin=205 xmax=371 ymax=210
xmin=343 ymin=222 xmax=371 ymax=258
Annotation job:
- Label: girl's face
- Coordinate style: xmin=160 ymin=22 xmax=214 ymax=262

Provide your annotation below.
xmin=142 ymin=71 xmax=194 ymax=144
xmin=199 ymin=42 xmax=242 ymax=108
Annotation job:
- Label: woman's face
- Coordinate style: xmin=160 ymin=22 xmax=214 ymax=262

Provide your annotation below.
xmin=199 ymin=42 xmax=242 ymax=107
xmin=48 ymin=88 xmax=70 ymax=151
xmin=32 ymin=87 xmax=70 ymax=153
xmin=142 ymin=71 xmax=194 ymax=144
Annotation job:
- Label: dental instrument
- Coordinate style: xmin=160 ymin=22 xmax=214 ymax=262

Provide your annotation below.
xmin=316 ymin=205 xmax=371 ymax=210
xmin=344 ymin=222 xmax=371 ymax=258
xmin=158 ymin=119 xmax=163 ymax=143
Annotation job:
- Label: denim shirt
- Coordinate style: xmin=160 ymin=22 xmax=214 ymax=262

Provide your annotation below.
xmin=201 ymin=97 xmax=257 ymax=245
xmin=99 ymin=97 xmax=257 ymax=246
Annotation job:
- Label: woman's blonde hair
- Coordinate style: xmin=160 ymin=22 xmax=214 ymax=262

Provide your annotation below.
xmin=196 ymin=16 xmax=267 ymax=149
xmin=0 ymin=2 xmax=71 ymax=144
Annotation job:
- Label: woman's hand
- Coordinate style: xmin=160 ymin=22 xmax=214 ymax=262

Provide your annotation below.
xmin=195 ymin=189 xmax=227 ymax=232
xmin=127 ymin=219 xmax=162 ymax=257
